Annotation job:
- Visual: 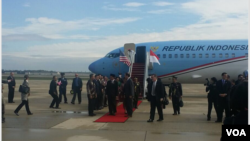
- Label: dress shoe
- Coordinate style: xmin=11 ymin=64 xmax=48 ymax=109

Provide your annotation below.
xmin=207 ymin=117 xmax=211 ymax=121
xmin=64 ymin=102 xmax=68 ymax=104
xmin=78 ymin=102 xmax=81 ymax=104
xmin=28 ymin=113 xmax=33 ymax=115
xmin=157 ymin=119 xmax=163 ymax=121
xmin=9 ymin=101 xmax=15 ymax=103
xmin=178 ymin=111 xmax=180 ymax=115
xmin=71 ymin=102 xmax=75 ymax=105
xmin=147 ymin=119 xmax=153 ymax=122
xmin=14 ymin=112 xmax=19 ymax=116
xmin=104 ymin=105 xmax=107 ymax=107
xmin=173 ymin=113 xmax=177 ymax=115
xmin=49 ymin=106 xmax=54 ymax=108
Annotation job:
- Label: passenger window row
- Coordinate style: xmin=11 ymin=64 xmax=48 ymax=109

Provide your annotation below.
xmin=158 ymin=53 xmax=248 ymax=59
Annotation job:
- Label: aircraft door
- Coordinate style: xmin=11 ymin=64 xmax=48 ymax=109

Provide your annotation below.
xmin=135 ymin=46 xmax=146 ymax=63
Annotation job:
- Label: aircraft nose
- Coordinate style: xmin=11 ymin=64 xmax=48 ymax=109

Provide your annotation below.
xmin=88 ymin=62 xmax=96 ymax=73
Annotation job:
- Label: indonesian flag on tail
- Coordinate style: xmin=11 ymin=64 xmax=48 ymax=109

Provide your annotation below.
xmin=150 ymin=49 xmax=160 ymax=65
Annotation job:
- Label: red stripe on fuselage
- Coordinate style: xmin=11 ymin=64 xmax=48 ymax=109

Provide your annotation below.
xmin=158 ymin=56 xmax=246 ymax=78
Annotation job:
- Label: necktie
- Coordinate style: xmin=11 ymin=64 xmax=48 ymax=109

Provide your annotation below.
xmin=223 ymin=80 xmax=225 ymax=85
xmin=153 ymin=82 xmax=156 ymax=95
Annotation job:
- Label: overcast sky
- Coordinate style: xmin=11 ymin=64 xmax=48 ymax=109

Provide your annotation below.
xmin=1 ymin=0 xmax=248 ymax=72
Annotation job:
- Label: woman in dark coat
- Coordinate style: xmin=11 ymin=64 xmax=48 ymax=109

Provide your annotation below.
xmin=14 ymin=75 xmax=32 ymax=116
xmin=49 ymin=76 xmax=60 ymax=109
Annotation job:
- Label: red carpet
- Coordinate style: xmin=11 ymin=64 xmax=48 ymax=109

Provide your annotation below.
xmin=94 ymin=101 xmax=142 ymax=123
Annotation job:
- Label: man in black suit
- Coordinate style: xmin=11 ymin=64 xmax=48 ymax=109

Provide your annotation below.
xmin=169 ymin=76 xmax=183 ymax=115
xmin=123 ymin=73 xmax=134 ymax=117
xmin=94 ymin=74 xmax=102 ymax=110
xmin=58 ymin=73 xmax=68 ymax=104
xmin=71 ymin=74 xmax=83 ymax=104
xmin=49 ymin=76 xmax=60 ymax=109
xmin=86 ymin=74 xmax=97 ymax=116
xmin=235 ymin=74 xmax=244 ymax=85
xmin=216 ymin=72 xmax=231 ymax=122
xmin=106 ymin=74 xmax=118 ymax=115
xmin=147 ymin=74 xmax=164 ymax=122
xmin=7 ymin=72 xmax=16 ymax=103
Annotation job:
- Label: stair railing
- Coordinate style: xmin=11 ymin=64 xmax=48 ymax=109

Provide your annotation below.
xmin=143 ymin=52 xmax=149 ymax=98
xmin=128 ymin=50 xmax=136 ymax=75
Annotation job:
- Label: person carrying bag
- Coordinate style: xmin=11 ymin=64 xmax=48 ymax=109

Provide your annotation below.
xmin=14 ymin=75 xmax=33 ymax=116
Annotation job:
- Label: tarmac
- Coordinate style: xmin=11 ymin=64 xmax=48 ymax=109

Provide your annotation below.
xmin=2 ymin=80 xmax=222 ymax=141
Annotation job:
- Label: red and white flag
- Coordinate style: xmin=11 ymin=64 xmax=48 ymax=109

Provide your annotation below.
xmin=150 ymin=49 xmax=160 ymax=65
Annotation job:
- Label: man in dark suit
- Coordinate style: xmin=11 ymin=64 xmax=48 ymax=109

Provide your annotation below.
xmin=71 ymin=74 xmax=83 ymax=104
xmin=94 ymin=74 xmax=102 ymax=110
xmin=58 ymin=73 xmax=68 ymax=104
xmin=216 ymin=72 xmax=231 ymax=122
xmin=123 ymin=73 xmax=134 ymax=117
xmin=86 ymin=74 xmax=97 ymax=116
xmin=49 ymin=76 xmax=60 ymax=109
xmin=106 ymin=74 xmax=118 ymax=115
xmin=235 ymin=74 xmax=244 ymax=85
xmin=147 ymin=74 xmax=164 ymax=122
xmin=169 ymin=76 xmax=183 ymax=115
xmin=7 ymin=72 xmax=16 ymax=103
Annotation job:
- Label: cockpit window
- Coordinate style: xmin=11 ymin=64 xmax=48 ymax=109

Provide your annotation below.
xmin=105 ymin=53 xmax=120 ymax=58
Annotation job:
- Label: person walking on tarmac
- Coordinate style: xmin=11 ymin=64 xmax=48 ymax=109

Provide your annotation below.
xmin=58 ymin=73 xmax=68 ymax=104
xmin=169 ymin=76 xmax=183 ymax=115
xmin=205 ymin=77 xmax=219 ymax=121
xmin=14 ymin=75 xmax=33 ymax=115
xmin=147 ymin=74 xmax=164 ymax=122
xmin=71 ymin=74 xmax=83 ymax=104
xmin=49 ymin=76 xmax=60 ymax=109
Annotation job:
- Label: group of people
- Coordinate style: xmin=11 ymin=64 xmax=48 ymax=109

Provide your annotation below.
xmin=48 ymin=73 xmax=83 ymax=109
xmin=146 ymin=75 xmax=183 ymax=122
xmin=2 ymin=71 xmax=248 ymax=126
xmin=1 ymin=72 xmax=185 ymax=123
xmin=1 ymin=72 xmax=143 ymax=122
xmin=205 ymin=72 xmax=248 ymax=125
xmin=86 ymin=73 xmax=141 ymax=117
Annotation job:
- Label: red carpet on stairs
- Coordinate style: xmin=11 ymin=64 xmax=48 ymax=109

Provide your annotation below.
xmin=94 ymin=101 xmax=142 ymax=123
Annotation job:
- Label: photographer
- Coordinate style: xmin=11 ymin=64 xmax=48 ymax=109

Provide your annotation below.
xmin=205 ymin=77 xmax=218 ymax=121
